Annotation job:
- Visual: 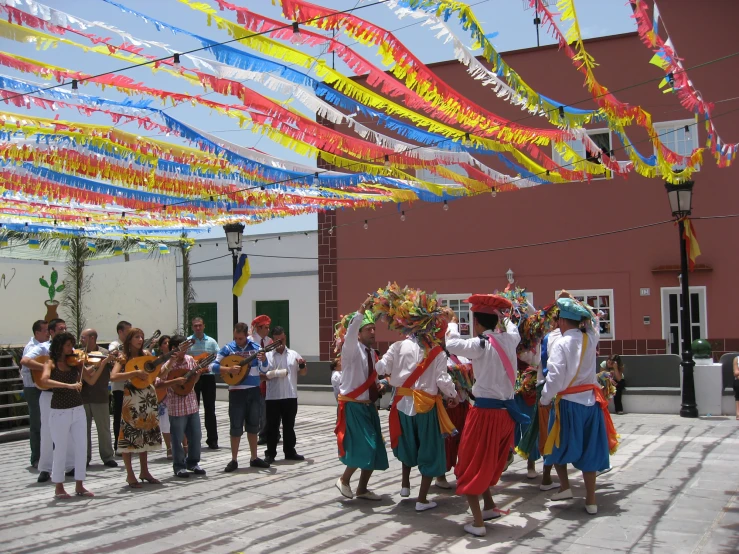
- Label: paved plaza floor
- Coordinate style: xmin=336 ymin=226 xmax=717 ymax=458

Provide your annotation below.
xmin=1 ymin=405 xmax=737 ymax=554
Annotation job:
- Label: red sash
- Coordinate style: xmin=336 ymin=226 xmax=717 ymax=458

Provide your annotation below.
xmin=388 ymin=345 xmax=443 ymax=449
xmin=334 ymin=369 xmax=377 ymax=457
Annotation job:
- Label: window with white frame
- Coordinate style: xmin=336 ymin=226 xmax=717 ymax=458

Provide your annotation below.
xmin=563 ymin=289 xmax=615 ymax=339
xmin=552 ymin=129 xmax=613 ymax=180
xmin=653 ymin=119 xmax=699 ymax=171
xmin=437 ymin=294 xmax=472 ymax=338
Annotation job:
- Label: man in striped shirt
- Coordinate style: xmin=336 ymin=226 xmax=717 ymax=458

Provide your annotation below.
xmin=159 ymin=335 xmax=207 ymax=478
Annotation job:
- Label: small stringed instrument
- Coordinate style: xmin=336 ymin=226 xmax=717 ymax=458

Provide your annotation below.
xmin=157 ymin=352 xmax=217 ymax=401
xmin=219 ymin=339 xmax=282 ymax=386
xmin=29 ymin=356 xmax=50 ymax=390
xmin=124 ymin=338 xmax=194 ymax=389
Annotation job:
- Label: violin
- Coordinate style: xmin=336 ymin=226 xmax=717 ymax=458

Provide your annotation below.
xmin=66 ymin=349 xmax=108 ymax=367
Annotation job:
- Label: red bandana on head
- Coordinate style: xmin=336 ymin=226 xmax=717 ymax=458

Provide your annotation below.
xmin=465 ymin=294 xmax=512 ymax=314
xmin=251 ymin=315 xmax=271 ymax=328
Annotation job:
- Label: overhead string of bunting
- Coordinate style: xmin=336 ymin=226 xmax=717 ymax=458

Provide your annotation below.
xmin=0 ymin=0 xmax=736 ymax=240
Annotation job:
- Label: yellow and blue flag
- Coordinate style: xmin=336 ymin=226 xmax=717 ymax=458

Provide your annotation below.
xmin=29 ymin=238 xmax=40 ymax=249
xmin=232 ymin=253 xmax=251 ymax=297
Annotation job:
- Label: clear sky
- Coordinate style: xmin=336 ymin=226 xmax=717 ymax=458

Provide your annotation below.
xmin=1 ymin=0 xmax=637 ymax=237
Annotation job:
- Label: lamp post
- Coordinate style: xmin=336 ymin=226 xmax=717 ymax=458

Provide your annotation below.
xmin=223 ymin=223 xmax=245 ymax=327
xmin=664 ymin=180 xmax=698 ymax=418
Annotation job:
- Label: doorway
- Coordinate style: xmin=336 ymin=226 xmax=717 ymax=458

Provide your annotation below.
xmin=660 ymin=287 xmax=707 ymax=355
xmin=255 ymin=300 xmax=290 ymax=347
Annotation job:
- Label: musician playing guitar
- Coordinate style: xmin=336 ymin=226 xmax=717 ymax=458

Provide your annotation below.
xmin=213 ymin=322 xmax=271 ymax=472
xmin=157 ymin=335 xmax=207 ymax=478
xmin=109 ymin=328 xmax=162 ymax=488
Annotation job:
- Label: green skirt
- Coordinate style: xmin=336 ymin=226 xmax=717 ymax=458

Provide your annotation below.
xmin=392 ymin=406 xmax=446 ymax=477
xmin=515 ymin=383 xmax=543 ymax=461
xmin=340 ymin=402 xmax=389 ymax=471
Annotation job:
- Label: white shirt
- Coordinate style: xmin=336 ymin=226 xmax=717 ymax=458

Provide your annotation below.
xmin=338 ymin=312 xmax=378 ymax=402
xmin=538 ymin=328 xmax=562 ymax=383
xmin=265 ymin=347 xmax=302 ymax=400
xmin=331 ymin=371 xmax=342 ymax=400
xmin=249 ymin=332 xmax=273 ymax=348
xmin=21 ymin=337 xmax=49 ymax=388
xmin=376 ymin=336 xmax=455 ymax=417
xmin=446 ymin=320 xmax=520 ymax=401
xmin=108 ymin=340 xmax=125 ymax=392
xmin=541 ymin=322 xmax=600 ymax=407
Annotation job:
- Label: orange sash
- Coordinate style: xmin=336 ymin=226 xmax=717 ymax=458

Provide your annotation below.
xmin=543 ymin=383 xmax=620 ymax=455
xmin=334 ymin=369 xmax=377 ymax=457
xmin=388 ymin=346 xmax=446 ymax=449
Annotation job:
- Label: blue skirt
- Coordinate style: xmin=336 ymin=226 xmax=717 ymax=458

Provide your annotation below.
xmin=544 ymin=399 xmax=609 ymax=472
xmin=392 ymin=406 xmax=446 ymax=477
xmin=340 ymin=402 xmax=389 ymax=471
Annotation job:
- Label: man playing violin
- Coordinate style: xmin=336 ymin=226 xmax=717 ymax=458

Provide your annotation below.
xmin=79 ymin=329 xmax=118 ymax=468
xmin=213 ymin=322 xmax=271 ymax=472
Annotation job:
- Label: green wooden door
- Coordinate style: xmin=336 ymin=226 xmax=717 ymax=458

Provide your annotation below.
xmin=255 ymin=300 xmax=290 ymax=347
xmin=188 ymin=302 xmax=218 ymax=340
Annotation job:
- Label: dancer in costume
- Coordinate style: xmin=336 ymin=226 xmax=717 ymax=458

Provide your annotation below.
xmin=513 ymin=350 xmax=541 ymax=478
xmin=376 ymin=325 xmax=458 ymax=512
xmin=445 ymin=295 xmax=529 ymax=537
xmin=541 ymin=292 xmax=619 ymax=514
xmin=334 ymin=298 xmax=389 ymax=500
xmin=435 ymin=351 xmax=474 ymax=490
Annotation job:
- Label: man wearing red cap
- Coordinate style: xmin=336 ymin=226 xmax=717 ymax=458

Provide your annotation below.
xmin=249 ymin=315 xmax=273 ymax=446
xmin=376 ymin=325 xmax=458 ymax=512
xmin=445 ymin=294 xmax=529 ymax=537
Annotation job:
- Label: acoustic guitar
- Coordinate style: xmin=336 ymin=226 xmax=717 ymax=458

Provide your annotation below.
xmin=124 ymin=339 xmax=194 ymax=389
xmin=219 ymin=339 xmax=282 ymax=386
xmin=29 ymin=356 xmax=50 ymax=390
xmin=166 ymin=352 xmax=217 ymax=399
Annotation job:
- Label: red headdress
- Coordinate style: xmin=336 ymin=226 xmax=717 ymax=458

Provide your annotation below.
xmin=466 ymin=294 xmax=512 ymax=315
xmin=251 ymin=315 xmax=271 ymax=328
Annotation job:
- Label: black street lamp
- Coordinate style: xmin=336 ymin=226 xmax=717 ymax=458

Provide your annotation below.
xmin=223 ymin=222 xmax=245 ymax=327
xmin=664 ymin=180 xmax=698 ymax=418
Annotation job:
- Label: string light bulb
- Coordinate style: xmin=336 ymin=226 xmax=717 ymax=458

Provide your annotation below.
xmin=363 ymin=220 xmax=369 ymax=230
xmin=443 ymin=200 xmax=449 ymax=211
xmin=328 ymin=227 xmax=333 ymax=235
xmin=71 ymin=79 xmax=78 ymax=94
xmin=400 ymin=211 xmax=405 ymax=222
xmin=384 ymin=155 xmax=390 ymax=168
xmin=173 ymin=53 xmax=181 ymax=70
xmin=292 ymin=21 xmax=300 ymax=33
xmin=491 ymin=188 xmax=497 ymax=197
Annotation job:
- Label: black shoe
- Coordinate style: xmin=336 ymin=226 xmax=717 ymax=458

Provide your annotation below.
xmin=188 ymin=465 xmax=206 ymax=475
xmin=263 ymin=455 xmax=275 ymax=464
xmin=207 ymin=443 xmax=220 ymax=450
xmin=104 ymin=460 xmax=119 ymax=468
xmin=65 ymin=469 xmax=74 ymax=477
xmin=37 ymin=471 xmax=50 ymax=483
xmin=257 ymin=437 xmax=268 ymax=446
xmin=224 ymin=460 xmax=238 ymax=473
xmin=285 ymin=453 xmax=305 ymax=461
xmin=250 ymin=457 xmax=270 ymax=468
xmin=176 ymin=470 xmax=190 ymax=478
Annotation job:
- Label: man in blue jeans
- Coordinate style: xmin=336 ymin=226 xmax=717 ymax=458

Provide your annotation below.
xmin=158 ymin=335 xmax=206 ymax=478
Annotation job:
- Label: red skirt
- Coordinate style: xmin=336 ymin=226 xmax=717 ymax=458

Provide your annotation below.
xmin=454 ymin=406 xmax=515 ymax=496
xmin=444 ymin=400 xmax=470 ymax=472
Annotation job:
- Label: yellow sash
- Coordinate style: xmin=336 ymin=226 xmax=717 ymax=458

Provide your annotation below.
xmin=396 ymin=387 xmax=457 ymax=437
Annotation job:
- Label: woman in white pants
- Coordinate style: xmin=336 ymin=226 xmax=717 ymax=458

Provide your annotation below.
xmin=39 ymin=332 xmax=94 ymax=499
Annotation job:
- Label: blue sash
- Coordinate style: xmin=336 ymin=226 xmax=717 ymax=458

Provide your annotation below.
xmin=475 ymin=397 xmax=531 ymax=425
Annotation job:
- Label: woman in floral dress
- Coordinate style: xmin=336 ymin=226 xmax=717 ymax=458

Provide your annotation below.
xmin=110 ymin=328 xmax=162 ymax=488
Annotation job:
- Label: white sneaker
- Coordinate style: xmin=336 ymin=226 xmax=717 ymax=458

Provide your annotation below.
xmin=596 ymin=467 xmax=612 ymax=477
xmin=356 ymin=490 xmax=381 ymax=501
xmin=482 ymin=508 xmax=501 ymax=521
xmin=464 ymin=523 xmax=487 ymax=537
xmin=585 ymin=504 xmax=598 ymax=515
xmin=526 ymin=468 xmax=538 ymax=479
xmin=335 ymin=478 xmax=353 ymax=499
xmin=400 ymin=487 xmax=410 ymax=498
xmin=539 ymin=482 xmax=559 ymax=491
xmin=434 ymin=478 xmax=452 ymax=489
xmin=551 ymin=488 xmax=574 ymax=501
xmin=415 ymin=500 xmax=437 ymax=512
